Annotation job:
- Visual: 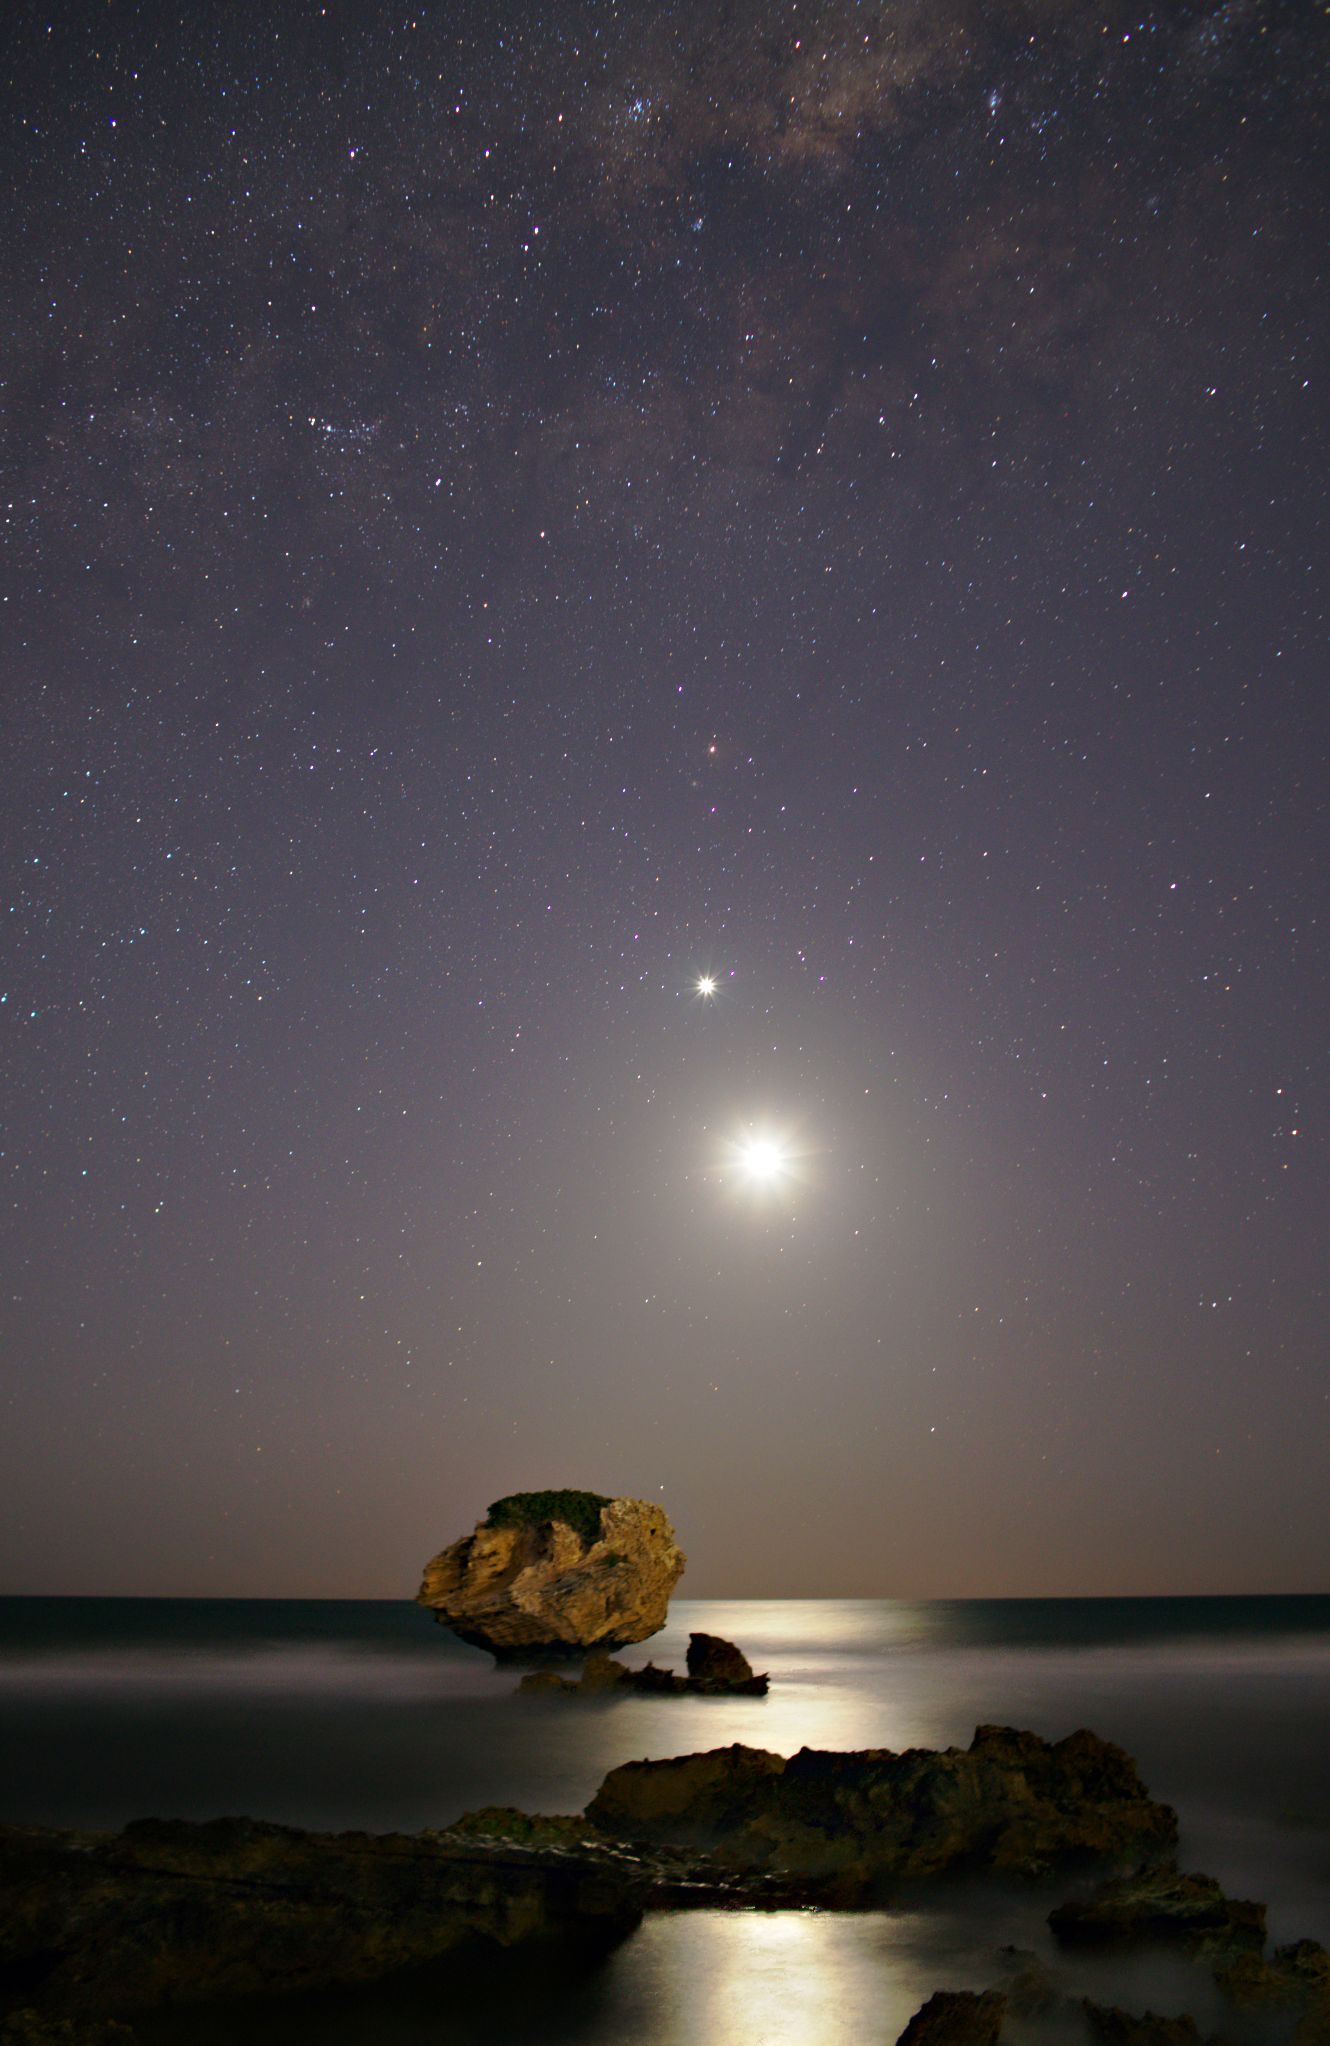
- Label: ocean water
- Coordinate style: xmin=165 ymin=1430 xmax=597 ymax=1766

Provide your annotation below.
xmin=2 ymin=1594 xmax=1328 ymax=2043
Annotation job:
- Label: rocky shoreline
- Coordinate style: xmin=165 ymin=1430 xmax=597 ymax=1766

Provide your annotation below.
xmin=1 ymin=1722 xmax=1201 ymax=2038
xmin=3 ymin=1718 xmax=1326 ymax=2046
xmin=0 ymin=1812 xmax=646 ymax=2037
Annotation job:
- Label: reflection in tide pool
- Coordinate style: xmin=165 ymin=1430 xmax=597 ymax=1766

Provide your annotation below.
xmin=615 ymin=1907 xmax=1018 ymax=2046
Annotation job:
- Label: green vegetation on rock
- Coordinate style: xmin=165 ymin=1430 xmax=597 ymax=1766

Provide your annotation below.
xmin=485 ymin=1489 xmax=612 ymax=1545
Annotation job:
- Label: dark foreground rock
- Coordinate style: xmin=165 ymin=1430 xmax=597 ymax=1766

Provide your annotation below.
xmin=0 ymin=1815 xmax=644 ymax=2026
xmin=902 ymin=1968 xmax=1205 ymax=2046
xmin=585 ymin=1725 xmax=1178 ymax=1892
xmin=909 ymin=1909 xmax=1330 ymax=2046
xmin=896 ymin=1988 xmax=1203 ymax=2046
xmin=898 ymin=1989 xmax=1008 ymax=2046
xmin=1 ymin=2016 xmax=136 ymax=2046
xmin=1040 ymin=1874 xmax=1330 ymax=2044
xmin=1077 ymin=2004 xmax=1204 ymax=2046
xmin=1049 ymin=1864 xmax=1266 ymax=1961
xmin=518 ymin=1633 xmax=768 ymax=1699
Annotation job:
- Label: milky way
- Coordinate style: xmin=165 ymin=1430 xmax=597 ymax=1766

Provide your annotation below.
xmin=2 ymin=0 xmax=1326 ymax=1596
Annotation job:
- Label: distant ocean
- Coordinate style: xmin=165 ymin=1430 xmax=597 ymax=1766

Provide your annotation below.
xmin=3 ymin=1594 xmax=1328 ymax=2044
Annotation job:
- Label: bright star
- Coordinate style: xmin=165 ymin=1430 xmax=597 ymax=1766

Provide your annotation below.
xmin=696 ymin=975 xmax=717 ymax=998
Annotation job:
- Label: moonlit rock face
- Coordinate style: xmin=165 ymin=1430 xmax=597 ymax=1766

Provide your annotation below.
xmin=416 ymin=1497 xmax=686 ymax=1656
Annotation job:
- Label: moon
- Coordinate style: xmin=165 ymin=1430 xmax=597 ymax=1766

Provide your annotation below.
xmin=734 ymin=1134 xmax=789 ymax=1184
xmin=736 ymin=1137 xmax=777 ymax=1186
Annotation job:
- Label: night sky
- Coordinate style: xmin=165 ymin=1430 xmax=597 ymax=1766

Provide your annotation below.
xmin=2 ymin=0 xmax=1326 ymax=1601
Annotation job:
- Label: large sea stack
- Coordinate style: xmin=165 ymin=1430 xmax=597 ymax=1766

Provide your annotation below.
xmin=417 ymin=1489 xmax=685 ymax=1657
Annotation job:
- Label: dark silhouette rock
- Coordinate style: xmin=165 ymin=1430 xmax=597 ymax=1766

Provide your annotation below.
xmin=577 ymin=1650 xmax=633 ymax=1692
xmin=686 ymin=1632 xmax=755 ymax=1684
xmin=932 ymin=1957 xmax=1216 ymax=2046
xmin=515 ymin=1636 xmax=768 ymax=1697
xmin=897 ymin=1990 xmax=1007 ymax=2046
xmin=991 ymin=1946 xmax=1061 ymax=2017
xmin=1001 ymin=1904 xmax=1329 ymax=2046
xmin=1050 ymin=1865 xmax=1266 ymax=1959
xmin=588 ymin=1742 xmax=788 ymax=1845
xmin=516 ymin=1667 xmax=580 ymax=1695
xmin=0 ymin=1814 xmax=644 ymax=2025
xmin=1078 ymin=2002 xmax=1203 ymax=2046
xmin=586 ymin=1725 xmax=1177 ymax=1892
xmin=417 ymin=1493 xmax=684 ymax=1657
xmin=1 ymin=2017 xmax=135 ymax=2045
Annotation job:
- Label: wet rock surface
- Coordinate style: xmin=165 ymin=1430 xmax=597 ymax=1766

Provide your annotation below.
xmin=416 ymin=1492 xmax=685 ymax=1656
xmin=517 ymin=1633 xmax=768 ymax=1698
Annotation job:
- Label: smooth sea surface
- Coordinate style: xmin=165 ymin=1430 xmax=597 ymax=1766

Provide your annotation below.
xmin=3 ymin=1594 xmax=1329 ymax=2043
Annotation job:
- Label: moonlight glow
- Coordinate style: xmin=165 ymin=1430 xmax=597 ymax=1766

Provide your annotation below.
xmin=717 ymin=1128 xmax=799 ymax=1191
xmin=738 ymin=1137 xmax=786 ymax=1181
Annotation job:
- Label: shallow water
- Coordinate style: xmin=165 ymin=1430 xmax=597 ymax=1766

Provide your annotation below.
xmin=3 ymin=1595 xmax=1328 ymax=2042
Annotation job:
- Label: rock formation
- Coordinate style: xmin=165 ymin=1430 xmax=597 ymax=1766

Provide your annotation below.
xmin=0 ymin=1813 xmax=645 ymax=2025
xmin=1048 ymin=1867 xmax=1330 ymax=2045
xmin=517 ymin=1633 xmax=767 ymax=1698
xmin=905 ymin=1914 xmax=1330 ymax=2046
xmin=896 ymin=1985 xmax=1207 ymax=2046
xmin=416 ymin=1491 xmax=685 ymax=1656
xmin=2 ymin=1728 xmax=1240 ymax=2031
xmin=1049 ymin=1864 xmax=1267 ymax=1960
xmin=898 ymin=1990 xmax=1008 ymax=2046
xmin=584 ymin=1724 xmax=1178 ymax=1892
xmin=1215 ymin=1938 xmax=1330 ymax=2041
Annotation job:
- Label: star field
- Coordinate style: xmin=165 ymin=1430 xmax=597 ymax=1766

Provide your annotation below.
xmin=1 ymin=0 xmax=1326 ymax=1596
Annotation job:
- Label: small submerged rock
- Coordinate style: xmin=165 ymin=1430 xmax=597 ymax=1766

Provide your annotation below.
xmin=1040 ymin=1867 xmax=1330 ymax=2045
xmin=909 ymin=1954 xmax=1212 ymax=2046
xmin=1215 ymin=1939 xmax=1330 ymax=2044
xmin=1049 ymin=1864 xmax=1266 ymax=1960
xmin=516 ymin=1633 xmax=768 ymax=1698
